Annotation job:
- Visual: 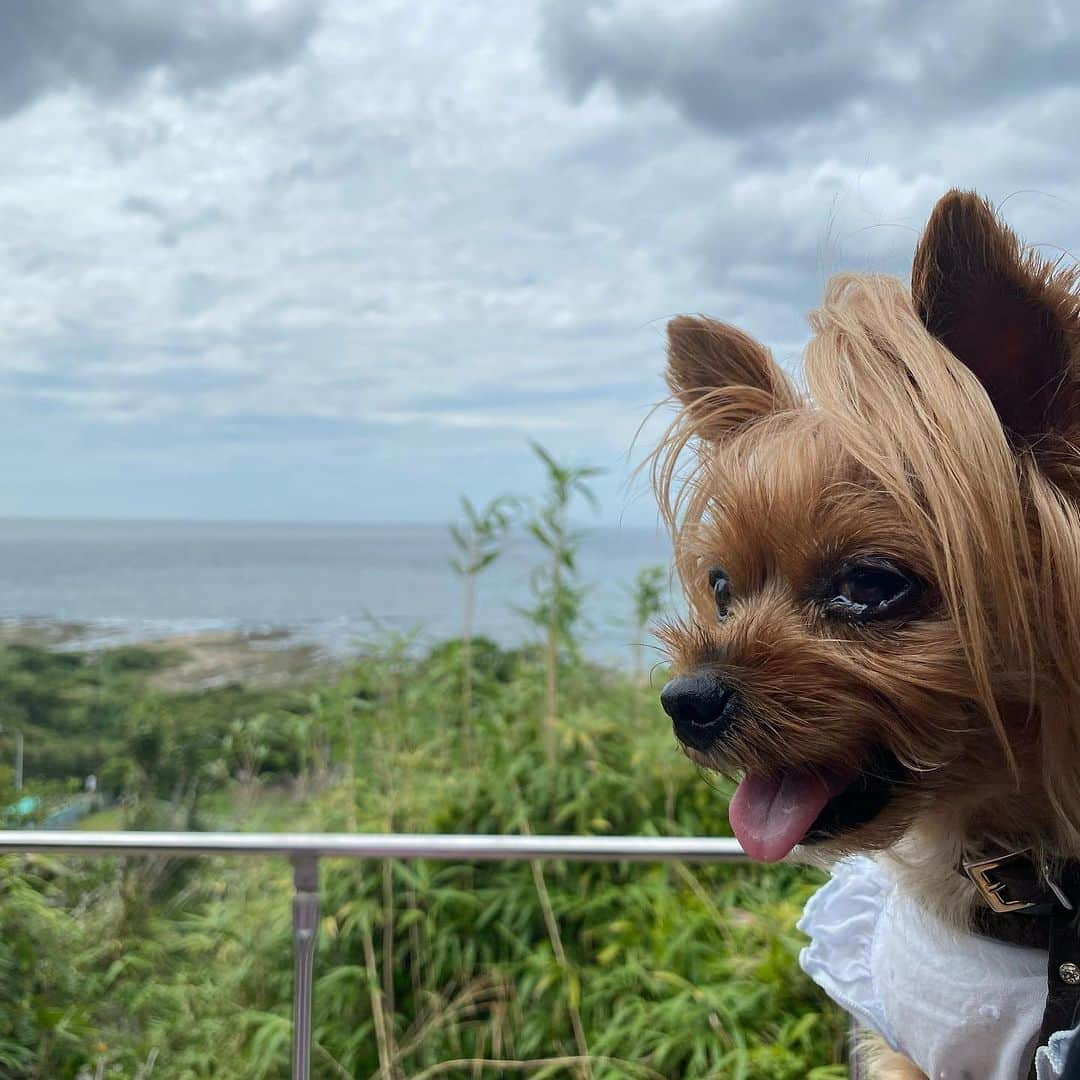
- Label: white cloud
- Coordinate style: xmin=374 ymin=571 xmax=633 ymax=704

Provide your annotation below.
xmin=0 ymin=0 xmax=1078 ymax=522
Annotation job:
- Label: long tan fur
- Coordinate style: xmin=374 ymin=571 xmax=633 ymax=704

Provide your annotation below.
xmin=653 ymin=190 xmax=1080 ymax=1077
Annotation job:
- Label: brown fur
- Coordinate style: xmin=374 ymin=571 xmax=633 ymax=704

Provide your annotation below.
xmin=858 ymin=1032 xmax=928 ymax=1080
xmin=653 ymin=190 xmax=1080 ymax=1077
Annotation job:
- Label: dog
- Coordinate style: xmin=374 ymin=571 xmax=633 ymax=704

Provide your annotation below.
xmin=655 ymin=191 xmax=1080 ymax=1079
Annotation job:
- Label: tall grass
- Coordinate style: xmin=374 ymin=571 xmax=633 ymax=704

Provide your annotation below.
xmin=0 ymin=636 xmax=846 ymax=1079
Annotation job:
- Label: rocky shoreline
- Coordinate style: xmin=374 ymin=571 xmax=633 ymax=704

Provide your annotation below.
xmin=0 ymin=618 xmax=339 ymax=691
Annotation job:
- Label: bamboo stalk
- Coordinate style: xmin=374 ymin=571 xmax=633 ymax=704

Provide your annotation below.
xmin=382 ymin=858 xmax=396 ymax=1024
xmin=361 ymin=916 xmax=394 ymax=1080
xmin=544 ymin=548 xmax=560 ymax=766
xmin=344 ymin=697 xmax=358 ymax=834
xmin=518 ymin=812 xmax=590 ymax=1080
xmin=463 ymin=567 xmax=476 ymax=766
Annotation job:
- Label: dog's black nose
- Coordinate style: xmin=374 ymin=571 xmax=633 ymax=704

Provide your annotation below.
xmin=660 ymin=671 xmax=740 ymax=751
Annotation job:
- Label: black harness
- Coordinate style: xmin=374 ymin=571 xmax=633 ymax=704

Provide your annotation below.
xmin=962 ymin=850 xmax=1080 ymax=1079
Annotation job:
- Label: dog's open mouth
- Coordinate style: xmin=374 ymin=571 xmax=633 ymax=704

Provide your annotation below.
xmin=728 ymin=747 xmax=907 ymax=862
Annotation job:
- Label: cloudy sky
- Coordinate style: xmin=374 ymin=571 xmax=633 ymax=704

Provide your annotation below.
xmin=2 ymin=1 xmax=1079 ymax=525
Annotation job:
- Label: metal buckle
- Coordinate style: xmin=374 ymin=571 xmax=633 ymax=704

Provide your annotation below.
xmin=963 ymin=850 xmax=1039 ymax=914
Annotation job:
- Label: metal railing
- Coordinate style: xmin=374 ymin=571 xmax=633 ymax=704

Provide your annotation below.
xmin=0 ymin=832 xmax=850 ymax=1079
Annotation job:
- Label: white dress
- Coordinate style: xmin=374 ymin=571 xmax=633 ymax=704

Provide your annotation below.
xmin=797 ymin=855 xmax=1077 ymax=1079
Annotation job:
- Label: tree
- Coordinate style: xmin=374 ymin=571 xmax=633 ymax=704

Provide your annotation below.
xmin=523 ymin=443 xmax=601 ymax=765
xmin=449 ymin=495 xmax=517 ymax=760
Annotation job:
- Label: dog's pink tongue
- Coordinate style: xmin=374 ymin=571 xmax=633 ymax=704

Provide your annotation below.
xmin=729 ymin=771 xmax=832 ymax=862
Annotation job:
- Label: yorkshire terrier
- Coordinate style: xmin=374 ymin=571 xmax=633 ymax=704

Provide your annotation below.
xmin=655 ymin=191 xmax=1080 ymax=1080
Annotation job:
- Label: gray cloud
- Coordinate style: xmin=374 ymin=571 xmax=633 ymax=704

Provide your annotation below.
xmin=542 ymin=1 xmax=1080 ymax=137
xmin=0 ymin=0 xmax=321 ymax=118
xmin=0 ymin=0 xmax=1078 ymax=524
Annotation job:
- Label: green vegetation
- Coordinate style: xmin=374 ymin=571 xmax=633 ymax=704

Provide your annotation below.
xmin=0 ymin=638 xmax=845 ymax=1079
xmin=0 ymin=447 xmax=846 ymax=1078
xmin=522 ymin=443 xmax=601 ymax=766
xmin=449 ymin=493 xmax=518 ymax=764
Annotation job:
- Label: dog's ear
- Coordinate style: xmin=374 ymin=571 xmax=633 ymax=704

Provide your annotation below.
xmin=912 ymin=189 xmax=1080 ymax=441
xmin=666 ymin=316 xmax=796 ymax=441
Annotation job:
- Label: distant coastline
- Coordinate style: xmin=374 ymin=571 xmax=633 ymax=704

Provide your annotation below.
xmin=0 ymin=619 xmax=337 ymax=691
xmin=0 ymin=520 xmax=674 ymax=668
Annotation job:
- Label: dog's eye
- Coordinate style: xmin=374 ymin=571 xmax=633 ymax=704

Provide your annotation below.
xmin=824 ymin=560 xmax=920 ymax=621
xmin=708 ymin=567 xmax=731 ymax=621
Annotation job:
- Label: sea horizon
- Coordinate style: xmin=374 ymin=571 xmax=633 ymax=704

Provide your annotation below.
xmin=0 ymin=517 xmax=675 ymax=666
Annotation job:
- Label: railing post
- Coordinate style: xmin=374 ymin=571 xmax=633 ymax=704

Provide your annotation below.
xmin=291 ymin=855 xmax=320 ymax=1080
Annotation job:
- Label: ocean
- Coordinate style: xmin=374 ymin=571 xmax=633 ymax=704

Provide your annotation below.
xmin=0 ymin=519 xmax=675 ymax=666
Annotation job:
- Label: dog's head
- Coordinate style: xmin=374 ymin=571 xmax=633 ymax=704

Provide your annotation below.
xmin=656 ymin=190 xmax=1080 ymax=863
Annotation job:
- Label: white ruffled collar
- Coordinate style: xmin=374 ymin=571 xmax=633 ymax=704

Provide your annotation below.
xmin=798 ymin=855 xmax=1075 ymax=1079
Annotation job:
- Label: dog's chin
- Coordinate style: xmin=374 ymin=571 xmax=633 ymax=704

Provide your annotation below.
xmin=681 ymin=740 xmax=913 ymax=859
